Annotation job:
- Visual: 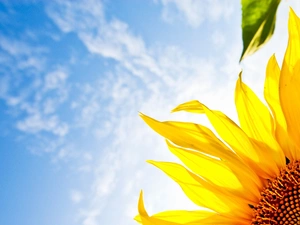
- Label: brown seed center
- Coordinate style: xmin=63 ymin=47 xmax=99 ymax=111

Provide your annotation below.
xmin=251 ymin=161 xmax=300 ymax=225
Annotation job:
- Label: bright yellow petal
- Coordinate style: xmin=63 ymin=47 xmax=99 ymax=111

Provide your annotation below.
xmin=172 ymin=100 xmax=205 ymax=114
xmin=148 ymin=161 xmax=229 ymax=214
xmin=148 ymin=210 xmax=214 ymax=224
xmin=264 ymin=55 xmax=298 ymax=160
xmin=138 ymin=191 xmax=149 ymax=217
xmin=166 ymin=140 xmax=260 ymax=202
xmin=167 ymin=140 xmax=241 ymax=189
xmin=279 ymin=9 xmax=300 ymax=158
xmin=136 ymin=191 xmax=248 ymax=225
xmin=136 ymin=191 xmax=214 ymax=225
xmin=200 ymin=108 xmax=277 ymax=178
xmin=139 ymin=113 xmax=235 ymax=162
xmin=235 ymin=73 xmax=285 ymax=168
xmin=137 ymin=191 xmax=155 ymax=225
xmin=140 ymin=113 xmax=263 ymax=187
xmin=134 ymin=214 xmax=142 ymax=224
xmin=148 ymin=160 xmax=252 ymax=219
xmin=172 ymin=101 xmax=280 ymax=178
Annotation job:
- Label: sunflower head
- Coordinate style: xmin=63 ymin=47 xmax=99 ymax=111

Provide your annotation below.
xmin=136 ymin=8 xmax=300 ymax=225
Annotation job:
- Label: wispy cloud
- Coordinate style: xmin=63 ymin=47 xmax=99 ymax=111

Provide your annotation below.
xmin=0 ymin=32 xmax=69 ymax=140
xmin=0 ymin=35 xmax=46 ymax=72
xmin=156 ymin=0 xmax=234 ymax=28
xmin=71 ymin=189 xmax=84 ymax=204
xmin=16 ymin=113 xmax=68 ymax=136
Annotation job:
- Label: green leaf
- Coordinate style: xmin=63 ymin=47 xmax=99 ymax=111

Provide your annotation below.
xmin=240 ymin=0 xmax=281 ymax=61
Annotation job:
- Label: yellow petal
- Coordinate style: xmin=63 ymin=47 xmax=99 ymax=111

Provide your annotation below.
xmin=148 ymin=210 xmax=214 ymax=224
xmin=148 ymin=160 xmax=252 ymax=219
xmin=204 ymin=106 xmax=281 ymax=178
xmin=134 ymin=215 xmax=142 ymax=224
xmin=167 ymin=140 xmax=241 ymax=189
xmin=139 ymin=113 xmax=235 ymax=162
xmin=279 ymin=8 xmax=300 ymax=158
xmin=138 ymin=191 xmax=149 ymax=217
xmin=140 ymin=113 xmax=262 ymax=187
xmin=172 ymin=100 xmax=205 ymax=114
xmin=166 ymin=140 xmax=260 ymax=202
xmin=235 ymin=73 xmax=285 ymax=168
xmin=264 ymin=55 xmax=298 ymax=160
xmin=172 ymin=101 xmax=259 ymax=161
xmin=171 ymin=101 xmax=279 ymax=178
xmin=136 ymin=191 xmax=246 ymax=225
xmin=148 ymin=161 xmax=229 ymax=214
xmin=137 ymin=191 xmax=156 ymax=225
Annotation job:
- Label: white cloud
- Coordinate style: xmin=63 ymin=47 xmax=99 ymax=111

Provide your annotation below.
xmin=0 ymin=35 xmax=46 ymax=72
xmin=44 ymin=70 xmax=68 ymax=90
xmin=0 ymin=30 xmax=69 ymax=139
xmin=80 ymin=209 xmax=100 ymax=225
xmin=157 ymin=0 xmax=234 ymax=28
xmin=70 ymin=190 xmax=84 ymax=204
xmin=51 ymin=147 xmax=74 ymax=163
xmin=211 ymin=30 xmax=226 ymax=47
xmin=0 ymin=35 xmax=33 ymax=56
xmin=0 ymin=75 xmax=9 ymax=97
xmin=13 ymin=68 xmax=70 ymax=136
xmin=94 ymin=170 xmax=116 ymax=197
xmin=16 ymin=114 xmax=69 ymax=136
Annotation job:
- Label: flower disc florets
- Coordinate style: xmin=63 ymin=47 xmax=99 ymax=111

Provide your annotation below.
xmin=252 ymin=160 xmax=300 ymax=225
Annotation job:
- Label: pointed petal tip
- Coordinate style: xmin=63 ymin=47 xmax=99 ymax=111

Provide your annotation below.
xmin=171 ymin=100 xmax=206 ymax=114
xmin=170 ymin=107 xmax=178 ymax=113
xmin=268 ymin=54 xmax=277 ymax=65
xmin=134 ymin=215 xmax=142 ymax=223
xmin=171 ymin=101 xmax=200 ymax=113
xmin=146 ymin=159 xmax=155 ymax=165
xmin=146 ymin=160 xmax=165 ymax=170
xmin=138 ymin=189 xmax=149 ymax=217
xmin=288 ymin=7 xmax=300 ymax=28
xmin=139 ymin=112 xmax=152 ymax=126
xmin=139 ymin=112 xmax=156 ymax=124
xmin=267 ymin=54 xmax=278 ymax=68
xmin=171 ymin=105 xmax=183 ymax=113
xmin=139 ymin=190 xmax=144 ymax=199
xmin=138 ymin=112 xmax=145 ymax=118
xmin=289 ymin=7 xmax=297 ymax=17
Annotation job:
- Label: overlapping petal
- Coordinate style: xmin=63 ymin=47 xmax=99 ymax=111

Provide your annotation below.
xmin=173 ymin=100 xmax=279 ymax=178
xmin=166 ymin=141 xmax=260 ymax=202
xmin=147 ymin=161 xmax=252 ymax=219
xmin=235 ymin=74 xmax=285 ymax=169
xmin=139 ymin=113 xmax=236 ymax=162
xmin=279 ymin=9 xmax=300 ymax=158
xmin=264 ymin=55 xmax=298 ymax=160
xmin=140 ymin=112 xmax=262 ymax=188
xmin=136 ymin=192 xmax=249 ymax=225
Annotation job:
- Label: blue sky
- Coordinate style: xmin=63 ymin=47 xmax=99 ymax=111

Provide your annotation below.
xmin=1 ymin=1 xmax=300 ymax=225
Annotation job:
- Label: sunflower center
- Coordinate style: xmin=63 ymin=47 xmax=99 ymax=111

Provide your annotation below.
xmin=251 ymin=160 xmax=300 ymax=225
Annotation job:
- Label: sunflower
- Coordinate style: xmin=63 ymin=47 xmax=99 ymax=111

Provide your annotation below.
xmin=135 ymin=8 xmax=300 ymax=225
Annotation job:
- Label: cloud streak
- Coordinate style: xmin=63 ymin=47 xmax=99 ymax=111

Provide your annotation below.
xmin=157 ymin=0 xmax=234 ymax=28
